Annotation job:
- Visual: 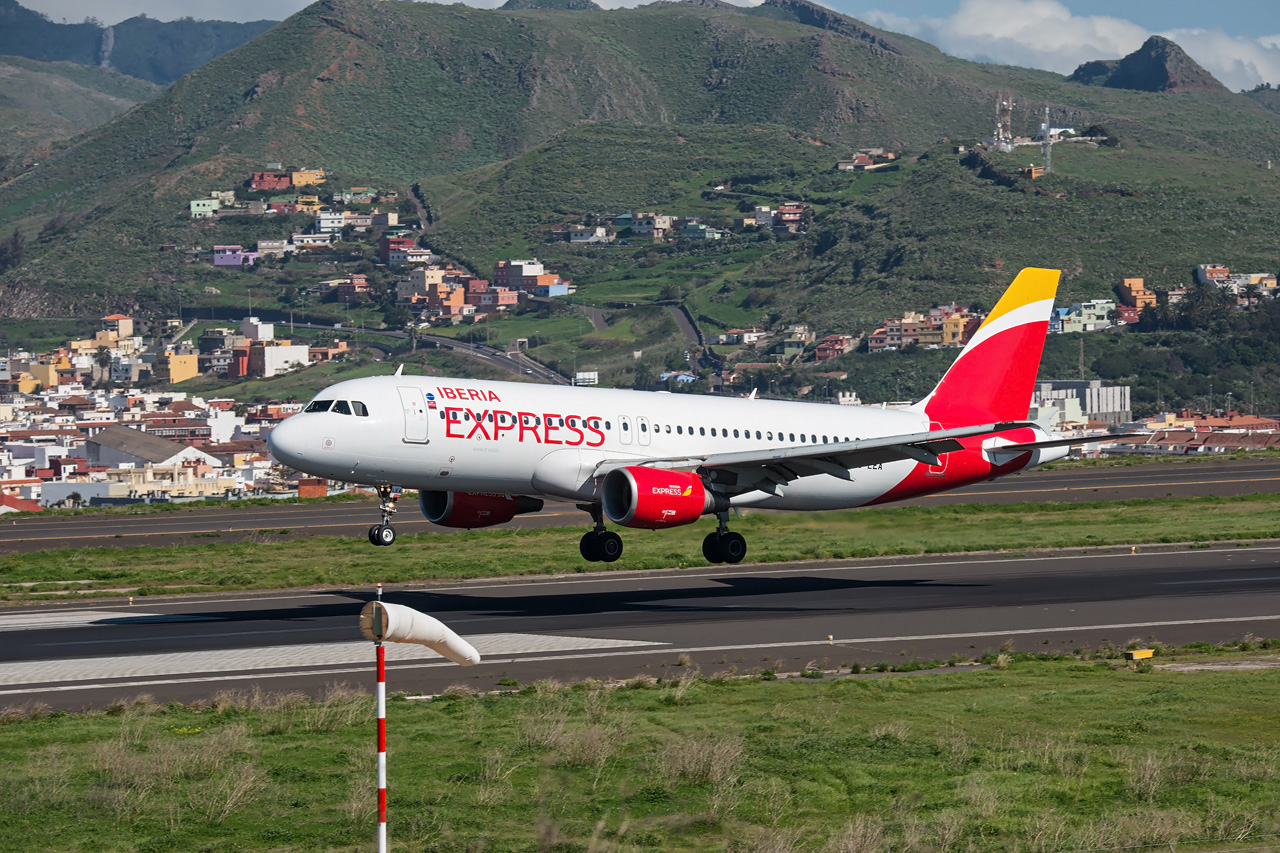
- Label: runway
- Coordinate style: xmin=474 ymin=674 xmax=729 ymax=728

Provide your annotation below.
xmin=5 ymin=542 xmax=1280 ymax=710
xmin=3 ymin=457 xmax=1279 ymax=553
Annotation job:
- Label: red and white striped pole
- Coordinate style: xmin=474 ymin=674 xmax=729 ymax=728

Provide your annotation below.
xmin=359 ymin=587 xmax=480 ymax=853
xmin=375 ymin=582 xmax=387 ymax=853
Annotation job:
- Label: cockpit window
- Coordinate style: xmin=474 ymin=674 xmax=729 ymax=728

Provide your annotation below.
xmin=305 ymin=400 xmax=333 ymax=413
xmin=331 ymin=400 xmax=352 ymax=415
xmin=352 ymin=401 xmax=369 ymax=417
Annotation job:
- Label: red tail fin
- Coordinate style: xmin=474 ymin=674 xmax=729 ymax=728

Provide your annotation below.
xmin=912 ymin=268 xmax=1060 ymax=426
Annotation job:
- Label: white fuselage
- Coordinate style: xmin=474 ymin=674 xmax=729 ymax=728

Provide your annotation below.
xmin=267 ymin=374 xmax=1060 ymax=509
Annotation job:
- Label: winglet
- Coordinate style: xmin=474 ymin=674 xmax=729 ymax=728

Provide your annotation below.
xmin=912 ymin=268 xmax=1060 ymax=426
xmin=394 ymin=364 xmax=404 ymax=376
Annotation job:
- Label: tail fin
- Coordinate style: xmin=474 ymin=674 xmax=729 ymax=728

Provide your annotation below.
xmin=911 ymin=268 xmax=1060 ymax=426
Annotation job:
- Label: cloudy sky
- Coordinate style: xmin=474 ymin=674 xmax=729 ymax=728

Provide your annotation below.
xmin=22 ymin=0 xmax=1280 ymax=91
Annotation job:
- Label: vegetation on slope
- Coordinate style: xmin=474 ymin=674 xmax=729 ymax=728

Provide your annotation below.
xmin=0 ymin=55 xmax=160 ymax=158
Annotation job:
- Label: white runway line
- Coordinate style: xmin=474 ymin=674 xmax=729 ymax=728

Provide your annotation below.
xmin=0 ymin=633 xmax=664 ymax=686
xmin=0 ymin=610 xmax=219 ymax=632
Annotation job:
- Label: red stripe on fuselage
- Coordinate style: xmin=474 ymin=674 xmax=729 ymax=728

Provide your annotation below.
xmin=867 ymin=428 xmax=1036 ymax=505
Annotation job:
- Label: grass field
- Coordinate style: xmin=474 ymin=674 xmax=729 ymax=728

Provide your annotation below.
xmin=3 ymin=493 xmax=1280 ymax=600
xmin=1 ymin=648 xmax=1278 ymax=852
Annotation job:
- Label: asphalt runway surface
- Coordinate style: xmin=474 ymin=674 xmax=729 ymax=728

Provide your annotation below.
xmin=3 ymin=457 xmax=1279 ymax=553
xmin=5 ymin=542 xmax=1280 ymax=710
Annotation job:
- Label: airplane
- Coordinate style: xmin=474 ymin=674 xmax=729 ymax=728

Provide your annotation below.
xmin=268 ymin=267 xmax=1103 ymax=565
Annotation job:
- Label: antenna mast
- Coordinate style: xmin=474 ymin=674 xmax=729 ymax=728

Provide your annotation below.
xmin=1040 ymin=106 xmax=1053 ymax=174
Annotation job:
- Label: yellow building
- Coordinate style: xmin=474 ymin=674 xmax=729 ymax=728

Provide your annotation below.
xmin=158 ymin=352 xmax=200 ymax=385
xmin=295 ymin=195 xmax=323 ymax=214
xmin=28 ymin=361 xmax=62 ymax=388
xmin=1119 ymin=278 xmax=1157 ymax=309
xmin=291 ymin=169 xmax=326 ymax=186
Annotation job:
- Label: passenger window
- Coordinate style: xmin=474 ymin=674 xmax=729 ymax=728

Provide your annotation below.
xmin=304 ymin=400 xmax=333 ymax=413
xmin=822 ymin=435 xmax=828 ymax=444
xmin=700 ymin=427 xmax=706 ymax=436
xmin=352 ymin=401 xmax=369 ymax=417
xmin=811 ymin=435 xmax=817 ymax=444
xmin=605 ymin=421 xmax=611 ymax=430
xmin=331 ymin=400 xmax=352 ymax=415
xmin=665 ymin=425 xmax=671 ymax=434
xmin=767 ymin=431 xmax=773 ymax=440
xmin=755 ymin=430 xmax=761 ymax=439
xmin=676 ymin=426 xmax=683 ymax=435
xmin=439 ymin=411 xmax=445 ymax=419
xmin=710 ymin=428 xmax=717 ymax=437
xmin=733 ymin=429 xmax=739 ymax=438
xmin=789 ymin=433 xmax=795 ymax=442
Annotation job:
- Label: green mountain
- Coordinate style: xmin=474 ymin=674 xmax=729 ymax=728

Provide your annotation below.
xmin=1 ymin=0 xmax=1279 ymax=330
xmin=0 ymin=0 xmax=278 ymax=85
xmin=0 ymin=54 xmax=161 ymax=159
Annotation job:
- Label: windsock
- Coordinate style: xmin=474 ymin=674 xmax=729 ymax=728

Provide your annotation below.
xmin=359 ymin=601 xmax=481 ymax=666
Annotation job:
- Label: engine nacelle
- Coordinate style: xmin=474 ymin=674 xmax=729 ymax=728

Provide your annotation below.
xmin=420 ymin=491 xmax=544 ymax=529
xmin=602 ymin=467 xmax=722 ymax=530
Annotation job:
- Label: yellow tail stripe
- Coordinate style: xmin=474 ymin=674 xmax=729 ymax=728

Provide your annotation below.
xmin=977 ymin=268 xmax=1061 ymax=330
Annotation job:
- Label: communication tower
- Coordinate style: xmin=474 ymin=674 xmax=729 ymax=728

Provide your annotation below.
xmin=994 ymin=91 xmax=1014 ymax=152
xmin=1039 ymin=106 xmax=1053 ymax=174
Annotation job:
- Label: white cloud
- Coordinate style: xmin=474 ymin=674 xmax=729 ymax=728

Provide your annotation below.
xmin=1164 ymin=28 xmax=1280 ymax=91
xmin=861 ymin=0 xmax=1280 ymax=90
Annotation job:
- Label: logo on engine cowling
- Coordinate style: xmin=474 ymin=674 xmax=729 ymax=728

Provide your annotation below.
xmin=651 ymin=485 xmax=692 ymax=496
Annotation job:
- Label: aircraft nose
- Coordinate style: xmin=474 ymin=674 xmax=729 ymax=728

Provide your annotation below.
xmin=267 ymin=416 xmax=306 ymax=466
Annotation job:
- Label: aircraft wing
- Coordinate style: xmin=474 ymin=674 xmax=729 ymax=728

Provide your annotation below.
xmin=987 ymin=433 xmax=1139 ymax=452
xmin=593 ymin=421 xmax=1034 ymax=496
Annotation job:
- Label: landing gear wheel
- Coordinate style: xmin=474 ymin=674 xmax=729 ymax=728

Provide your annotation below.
xmin=369 ymin=525 xmax=382 ymax=546
xmin=597 ymin=531 xmax=623 ymax=563
xmin=720 ymin=532 xmax=746 ymax=564
xmin=702 ymin=532 xmax=724 ymax=564
xmin=579 ymin=531 xmax=602 ymax=562
xmin=375 ymin=525 xmax=397 ymax=547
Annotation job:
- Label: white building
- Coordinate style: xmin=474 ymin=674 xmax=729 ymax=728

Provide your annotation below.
xmin=240 ymin=317 xmax=274 ymax=342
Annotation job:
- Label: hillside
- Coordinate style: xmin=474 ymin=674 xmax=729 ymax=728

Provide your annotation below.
xmin=0 ymin=0 xmax=277 ymax=85
xmin=0 ymin=55 xmax=160 ymax=159
xmin=0 ymin=0 xmax=1279 ymax=324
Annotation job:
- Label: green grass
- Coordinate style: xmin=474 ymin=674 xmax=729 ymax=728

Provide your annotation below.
xmin=3 ymin=493 xmax=1280 ymax=600
xmin=2 ymin=653 xmax=1280 ymax=851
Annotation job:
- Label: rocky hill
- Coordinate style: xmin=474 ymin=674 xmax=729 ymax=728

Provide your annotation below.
xmin=0 ymin=0 xmax=277 ymax=85
xmin=1068 ymin=35 xmax=1227 ymax=94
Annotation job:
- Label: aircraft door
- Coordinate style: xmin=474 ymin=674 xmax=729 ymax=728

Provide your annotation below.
xmin=618 ymin=415 xmax=633 ymax=445
xmin=398 ymin=386 xmax=430 ymax=444
xmin=636 ymin=416 xmax=652 ymax=446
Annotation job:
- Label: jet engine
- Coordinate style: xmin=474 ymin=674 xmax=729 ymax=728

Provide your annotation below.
xmin=602 ymin=467 xmax=724 ymax=529
xmin=420 ymin=491 xmax=544 ymax=529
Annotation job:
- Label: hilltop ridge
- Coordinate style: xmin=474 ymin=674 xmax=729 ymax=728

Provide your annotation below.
xmin=1068 ymin=35 xmax=1227 ymax=94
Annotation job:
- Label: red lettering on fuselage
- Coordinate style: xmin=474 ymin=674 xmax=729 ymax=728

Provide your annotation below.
xmin=564 ymin=417 xmax=584 ymax=446
xmin=440 ymin=404 xmax=607 ymax=446
xmin=585 ymin=419 xmax=605 ymax=447
xmin=517 ymin=412 xmax=541 ymax=443
xmin=543 ymin=413 xmax=562 ymax=445
xmin=493 ymin=410 xmax=515 ymax=439
xmin=465 ymin=409 xmax=491 ymax=440
xmin=444 ymin=407 xmax=465 ymax=438
xmin=437 ymin=386 xmax=502 ymax=403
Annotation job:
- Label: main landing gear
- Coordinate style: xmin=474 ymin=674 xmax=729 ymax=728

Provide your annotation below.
xmin=702 ymin=511 xmax=746 ymax=565
xmin=577 ymin=503 xmax=623 ymax=563
xmin=368 ymin=485 xmax=399 ymax=547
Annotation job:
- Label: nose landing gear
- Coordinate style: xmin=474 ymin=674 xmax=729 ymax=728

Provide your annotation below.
xmin=577 ymin=503 xmax=623 ymax=563
xmin=368 ymin=485 xmax=400 ymax=546
xmin=702 ymin=511 xmax=746 ymax=564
